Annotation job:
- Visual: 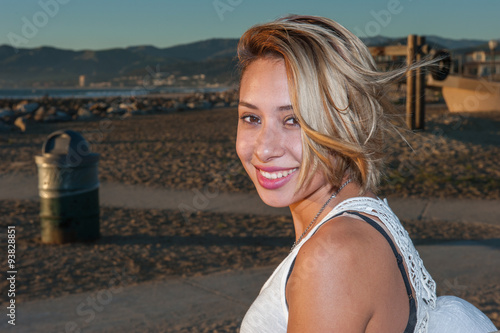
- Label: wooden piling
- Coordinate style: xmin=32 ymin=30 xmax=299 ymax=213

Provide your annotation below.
xmin=415 ymin=36 xmax=426 ymax=130
xmin=406 ymin=35 xmax=416 ymax=130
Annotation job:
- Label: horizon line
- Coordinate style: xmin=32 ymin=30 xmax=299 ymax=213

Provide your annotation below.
xmin=0 ymin=34 xmax=498 ymax=52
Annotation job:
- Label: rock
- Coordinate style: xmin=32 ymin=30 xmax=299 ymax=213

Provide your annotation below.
xmin=77 ymin=107 xmax=94 ymax=120
xmin=213 ymin=101 xmax=226 ymax=108
xmin=45 ymin=106 xmax=57 ymax=116
xmin=15 ymin=101 xmax=39 ymax=114
xmin=33 ymin=107 xmax=46 ymax=122
xmin=130 ymin=109 xmax=146 ymax=115
xmin=14 ymin=116 xmax=27 ymax=132
xmin=119 ymin=103 xmax=138 ymax=112
xmin=89 ymin=102 xmax=109 ymax=112
xmin=174 ymin=102 xmax=187 ymax=111
xmin=187 ymin=100 xmax=211 ymax=110
xmin=0 ymin=109 xmax=15 ymax=121
xmin=13 ymin=100 xmax=28 ymax=110
xmin=44 ymin=110 xmax=72 ymax=123
xmin=106 ymin=105 xmax=126 ymax=115
xmin=121 ymin=112 xmax=133 ymax=119
xmin=57 ymin=110 xmax=72 ymax=122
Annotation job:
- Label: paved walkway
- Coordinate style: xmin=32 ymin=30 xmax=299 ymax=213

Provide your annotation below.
xmin=1 ymin=173 xmax=499 ymax=332
xmin=2 ymin=173 xmax=500 ymax=225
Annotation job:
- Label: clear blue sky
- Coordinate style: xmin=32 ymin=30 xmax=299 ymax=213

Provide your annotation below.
xmin=0 ymin=0 xmax=499 ymax=50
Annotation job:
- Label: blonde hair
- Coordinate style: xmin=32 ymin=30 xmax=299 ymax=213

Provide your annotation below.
xmin=238 ymin=15 xmax=409 ymax=194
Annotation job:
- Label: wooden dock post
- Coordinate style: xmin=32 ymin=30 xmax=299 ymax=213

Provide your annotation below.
xmin=415 ymin=36 xmax=426 ymax=130
xmin=406 ymin=35 xmax=416 ymax=130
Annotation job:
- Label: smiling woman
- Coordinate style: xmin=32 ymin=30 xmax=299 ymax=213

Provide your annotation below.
xmin=236 ymin=15 xmax=498 ymax=333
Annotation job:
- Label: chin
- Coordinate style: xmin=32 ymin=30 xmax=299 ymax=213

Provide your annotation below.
xmin=255 ymin=188 xmax=292 ymax=208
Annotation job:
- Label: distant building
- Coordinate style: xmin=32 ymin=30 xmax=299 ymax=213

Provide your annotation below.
xmin=89 ymin=82 xmax=111 ymax=88
xmin=368 ymin=45 xmax=408 ymax=72
xmin=463 ymin=50 xmax=500 ymax=80
xmin=79 ymin=75 xmax=86 ymax=87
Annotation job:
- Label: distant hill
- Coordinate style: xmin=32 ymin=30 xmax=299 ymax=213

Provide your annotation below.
xmin=0 ymin=39 xmax=239 ymax=88
xmin=425 ymin=36 xmax=487 ymax=50
xmin=126 ymin=39 xmax=238 ymax=61
xmin=0 ymin=35 xmax=492 ymax=88
xmin=360 ymin=35 xmax=489 ymax=52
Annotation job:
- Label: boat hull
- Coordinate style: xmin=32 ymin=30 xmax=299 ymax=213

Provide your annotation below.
xmin=428 ymin=75 xmax=500 ymax=112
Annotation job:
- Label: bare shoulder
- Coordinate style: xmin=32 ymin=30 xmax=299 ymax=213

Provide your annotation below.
xmin=286 ymin=215 xmax=409 ymax=333
xmin=292 ymin=215 xmax=387 ymax=280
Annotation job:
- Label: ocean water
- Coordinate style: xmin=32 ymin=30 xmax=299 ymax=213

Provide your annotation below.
xmin=0 ymin=87 xmax=228 ymax=99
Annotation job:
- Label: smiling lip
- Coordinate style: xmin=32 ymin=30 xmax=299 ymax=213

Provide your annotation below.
xmin=255 ymin=166 xmax=298 ymax=190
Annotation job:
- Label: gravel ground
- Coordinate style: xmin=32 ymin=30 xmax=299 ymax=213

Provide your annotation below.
xmin=1 ymin=104 xmax=499 ymax=330
xmin=0 ymin=104 xmax=499 ymax=199
xmin=383 ymin=106 xmax=500 ymax=199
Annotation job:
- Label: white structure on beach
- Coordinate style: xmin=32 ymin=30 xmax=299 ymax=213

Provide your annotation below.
xmin=79 ymin=75 xmax=86 ymax=87
xmin=463 ymin=50 xmax=500 ymax=80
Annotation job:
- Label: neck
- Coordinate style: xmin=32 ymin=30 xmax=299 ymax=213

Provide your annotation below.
xmin=289 ymin=186 xmax=331 ymax=240
xmin=289 ymin=178 xmax=354 ymax=242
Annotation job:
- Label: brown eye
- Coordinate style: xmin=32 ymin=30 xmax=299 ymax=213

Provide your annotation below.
xmin=241 ymin=115 xmax=260 ymax=124
xmin=285 ymin=116 xmax=300 ymax=127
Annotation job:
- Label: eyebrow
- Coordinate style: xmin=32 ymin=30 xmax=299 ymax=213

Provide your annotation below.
xmin=239 ymin=100 xmax=293 ymax=112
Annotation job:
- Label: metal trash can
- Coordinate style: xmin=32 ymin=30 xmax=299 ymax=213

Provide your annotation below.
xmin=35 ymin=130 xmax=100 ymax=244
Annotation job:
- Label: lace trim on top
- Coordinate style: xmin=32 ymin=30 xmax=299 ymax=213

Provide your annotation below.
xmin=295 ymin=197 xmax=437 ymax=333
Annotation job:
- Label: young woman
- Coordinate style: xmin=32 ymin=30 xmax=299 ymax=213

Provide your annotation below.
xmin=236 ymin=15 xmax=498 ymax=333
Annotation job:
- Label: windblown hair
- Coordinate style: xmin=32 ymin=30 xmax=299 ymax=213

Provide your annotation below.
xmin=237 ymin=15 xmax=411 ymax=194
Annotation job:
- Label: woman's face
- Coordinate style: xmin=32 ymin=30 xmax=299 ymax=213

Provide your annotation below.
xmin=236 ymin=58 xmax=328 ymax=207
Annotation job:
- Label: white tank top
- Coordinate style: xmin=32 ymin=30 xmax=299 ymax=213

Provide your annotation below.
xmin=240 ymin=197 xmax=497 ymax=333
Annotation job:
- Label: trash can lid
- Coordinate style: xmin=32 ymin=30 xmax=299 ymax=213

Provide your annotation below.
xmin=38 ymin=130 xmax=99 ymax=165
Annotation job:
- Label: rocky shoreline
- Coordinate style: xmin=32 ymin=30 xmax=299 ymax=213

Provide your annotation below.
xmin=0 ymin=90 xmax=239 ymax=132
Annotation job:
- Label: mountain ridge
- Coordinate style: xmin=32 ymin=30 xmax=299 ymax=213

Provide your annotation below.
xmin=0 ymin=35 xmax=494 ymax=88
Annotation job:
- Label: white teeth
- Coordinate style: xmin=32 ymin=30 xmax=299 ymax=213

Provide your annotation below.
xmin=259 ymin=168 xmax=297 ymax=180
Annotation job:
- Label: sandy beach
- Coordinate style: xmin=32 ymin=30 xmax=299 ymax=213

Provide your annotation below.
xmin=0 ymin=102 xmax=499 ymax=330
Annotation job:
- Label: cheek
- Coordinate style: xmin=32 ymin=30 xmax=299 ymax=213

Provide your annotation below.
xmin=290 ymin=133 xmax=303 ymax=162
xmin=236 ymin=127 xmax=251 ymax=162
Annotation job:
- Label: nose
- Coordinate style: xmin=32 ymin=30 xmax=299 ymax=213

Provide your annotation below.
xmin=255 ymin=122 xmax=285 ymax=162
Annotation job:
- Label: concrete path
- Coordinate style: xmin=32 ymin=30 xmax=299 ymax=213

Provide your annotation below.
xmin=1 ymin=173 xmax=500 ymax=225
xmin=3 ymin=268 xmax=272 ymax=332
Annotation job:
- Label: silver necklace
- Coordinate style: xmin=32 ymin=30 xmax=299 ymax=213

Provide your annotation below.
xmin=291 ymin=178 xmax=352 ymax=251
